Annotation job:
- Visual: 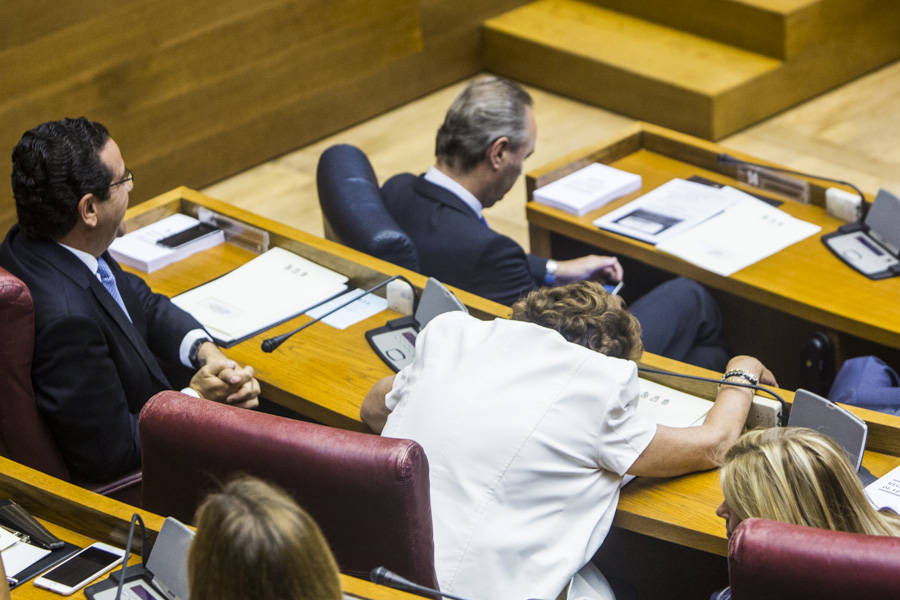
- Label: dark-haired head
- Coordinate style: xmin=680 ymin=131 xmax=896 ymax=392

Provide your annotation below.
xmin=11 ymin=117 xmax=111 ymax=240
xmin=511 ymin=281 xmax=643 ymax=361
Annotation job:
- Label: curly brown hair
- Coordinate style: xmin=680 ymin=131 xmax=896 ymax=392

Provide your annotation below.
xmin=511 ymin=281 xmax=643 ymax=361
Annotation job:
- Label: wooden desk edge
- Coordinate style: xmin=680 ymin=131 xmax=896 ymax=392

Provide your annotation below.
xmin=125 ymin=188 xmax=511 ymax=322
xmin=0 ymin=456 xmax=422 ymax=599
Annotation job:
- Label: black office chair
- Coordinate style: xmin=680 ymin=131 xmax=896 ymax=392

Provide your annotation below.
xmin=317 ymin=144 xmax=420 ymax=272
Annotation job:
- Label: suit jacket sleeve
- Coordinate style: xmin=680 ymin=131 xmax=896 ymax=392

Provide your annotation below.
xmin=119 ymin=267 xmax=204 ymax=366
xmin=472 ymin=236 xmax=541 ymax=306
xmin=32 ymin=314 xmax=142 ymax=482
xmin=527 ymin=254 xmax=548 ymax=285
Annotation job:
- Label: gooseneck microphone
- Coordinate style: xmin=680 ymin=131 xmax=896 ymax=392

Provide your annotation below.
xmin=261 ymin=274 xmax=415 ymax=353
xmin=717 ymin=153 xmax=867 ymax=217
xmin=370 ymin=567 xmax=472 ymax=600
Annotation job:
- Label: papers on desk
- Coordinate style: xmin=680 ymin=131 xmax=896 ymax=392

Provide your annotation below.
xmin=1 ymin=536 xmax=50 ymax=578
xmin=172 ymin=247 xmax=349 ymax=346
xmin=593 ymin=178 xmax=820 ymax=276
xmin=656 ymin=191 xmax=821 ymax=276
xmin=865 ymin=464 xmax=900 ymax=513
xmin=593 ymin=178 xmax=739 ymax=244
xmin=622 ymin=378 xmax=713 ymax=487
xmin=635 ymin=378 xmax=712 ymax=428
xmin=306 ymin=288 xmax=388 ymax=330
xmin=109 ymin=213 xmax=224 ymax=272
xmin=533 ymin=163 xmax=642 ymax=216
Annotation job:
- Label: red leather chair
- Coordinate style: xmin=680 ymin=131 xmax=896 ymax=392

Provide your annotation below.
xmin=0 ymin=266 xmax=141 ymax=504
xmin=139 ymin=391 xmax=438 ymax=588
xmin=728 ymin=518 xmax=900 ymax=599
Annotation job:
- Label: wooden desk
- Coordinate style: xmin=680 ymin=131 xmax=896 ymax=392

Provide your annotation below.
xmin=525 ymin=123 xmax=900 ymax=360
xmin=0 ymin=457 xmax=420 ymax=600
xmin=123 ymin=187 xmax=512 ymax=431
xmin=123 ymin=187 xmax=900 ymax=556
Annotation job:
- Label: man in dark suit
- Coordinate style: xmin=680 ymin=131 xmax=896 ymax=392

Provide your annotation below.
xmin=382 ymin=76 xmax=728 ymax=370
xmin=0 ymin=117 xmax=259 ymax=482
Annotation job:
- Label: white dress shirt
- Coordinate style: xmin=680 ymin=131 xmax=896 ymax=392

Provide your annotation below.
xmin=382 ymin=312 xmax=657 ymax=600
xmin=425 ymin=166 xmax=484 ymax=219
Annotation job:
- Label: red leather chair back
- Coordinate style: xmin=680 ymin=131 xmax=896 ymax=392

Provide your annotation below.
xmin=0 ymin=266 xmax=70 ymax=480
xmin=729 ymin=518 xmax=900 ymax=599
xmin=139 ymin=391 xmax=438 ymax=588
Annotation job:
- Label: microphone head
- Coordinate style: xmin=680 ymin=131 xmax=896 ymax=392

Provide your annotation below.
xmin=370 ymin=567 xmax=389 ymax=585
xmin=260 ymin=337 xmax=280 ymax=353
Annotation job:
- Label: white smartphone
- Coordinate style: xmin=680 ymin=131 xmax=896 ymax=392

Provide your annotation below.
xmin=34 ymin=542 xmax=125 ymax=596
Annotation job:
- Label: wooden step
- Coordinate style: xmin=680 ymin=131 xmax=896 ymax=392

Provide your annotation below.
xmin=584 ymin=0 xmax=821 ymax=59
xmin=483 ymin=0 xmax=900 ymax=139
xmin=483 ymin=0 xmax=781 ymax=139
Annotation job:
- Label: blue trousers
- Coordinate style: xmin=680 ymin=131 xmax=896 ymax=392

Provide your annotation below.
xmin=829 ymin=356 xmax=900 ymax=415
xmin=629 ymin=277 xmax=728 ymax=372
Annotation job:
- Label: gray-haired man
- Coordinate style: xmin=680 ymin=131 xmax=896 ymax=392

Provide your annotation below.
xmin=381 ymin=76 xmax=729 ymax=370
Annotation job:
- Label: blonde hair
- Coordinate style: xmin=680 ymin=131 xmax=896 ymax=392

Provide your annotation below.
xmin=188 ymin=476 xmax=342 ymax=600
xmin=721 ymin=427 xmax=900 ymax=536
xmin=511 ymin=281 xmax=643 ymax=361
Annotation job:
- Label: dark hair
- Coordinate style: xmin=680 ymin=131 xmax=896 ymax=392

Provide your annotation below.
xmin=11 ymin=117 xmax=112 ymax=240
xmin=511 ymin=281 xmax=643 ymax=361
xmin=435 ymin=76 xmax=533 ymax=173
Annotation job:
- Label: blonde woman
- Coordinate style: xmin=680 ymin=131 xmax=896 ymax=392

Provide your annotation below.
xmin=712 ymin=427 xmax=900 ymax=599
xmin=188 ymin=477 xmax=342 ymax=600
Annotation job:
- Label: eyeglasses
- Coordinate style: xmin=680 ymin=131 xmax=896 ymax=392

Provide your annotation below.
xmin=109 ymin=168 xmax=134 ymax=189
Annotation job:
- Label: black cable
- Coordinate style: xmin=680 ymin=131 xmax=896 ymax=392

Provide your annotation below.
xmin=261 ymin=274 xmax=419 ymax=352
xmin=637 ymin=366 xmax=788 ymax=426
xmin=114 ymin=513 xmax=146 ymax=600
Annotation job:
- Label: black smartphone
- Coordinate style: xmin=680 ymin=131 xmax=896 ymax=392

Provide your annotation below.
xmin=155 ymin=223 xmax=219 ymax=249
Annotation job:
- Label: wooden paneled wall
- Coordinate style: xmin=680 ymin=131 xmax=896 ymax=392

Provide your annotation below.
xmin=0 ymin=0 xmax=527 ymax=234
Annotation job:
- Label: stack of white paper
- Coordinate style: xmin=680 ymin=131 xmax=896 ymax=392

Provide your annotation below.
xmin=109 ymin=213 xmax=224 ymax=272
xmin=533 ymin=163 xmax=642 ymax=216
xmin=172 ymin=247 xmax=349 ymax=345
xmin=865 ymin=464 xmax=900 ymax=513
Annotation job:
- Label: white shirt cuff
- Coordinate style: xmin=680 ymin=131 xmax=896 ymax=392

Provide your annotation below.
xmin=179 ymin=386 xmax=200 ymax=398
xmin=179 ymin=329 xmax=213 ymax=368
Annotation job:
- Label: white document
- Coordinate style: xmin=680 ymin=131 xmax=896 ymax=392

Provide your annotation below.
xmin=306 ymin=288 xmax=388 ymax=330
xmin=865 ymin=464 xmax=900 ymax=513
xmin=593 ymin=178 xmax=738 ymax=244
xmin=1 ymin=539 xmax=50 ymax=576
xmin=533 ymin=162 xmax=642 ymax=216
xmin=0 ymin=527 xmax=18 ymax=552
xmin=172 ymin=247 xmax=348 ymax=345
xmin=622 ymin=378 xmax=713 ymax=487
xmin=656 ymin=193 xmax=821 ymax=276
xmin=109 ymin=213 xmax=224 ymax=272
xmin=635 ymin=378 xmax=712 ymax=428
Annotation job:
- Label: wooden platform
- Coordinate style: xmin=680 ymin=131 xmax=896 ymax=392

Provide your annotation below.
xmin=483 ymin=0 xmax=900 ymax=139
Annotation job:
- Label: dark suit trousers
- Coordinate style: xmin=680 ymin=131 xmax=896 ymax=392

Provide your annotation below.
xmin=629 ymin=277 xmax=728 ymax=372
